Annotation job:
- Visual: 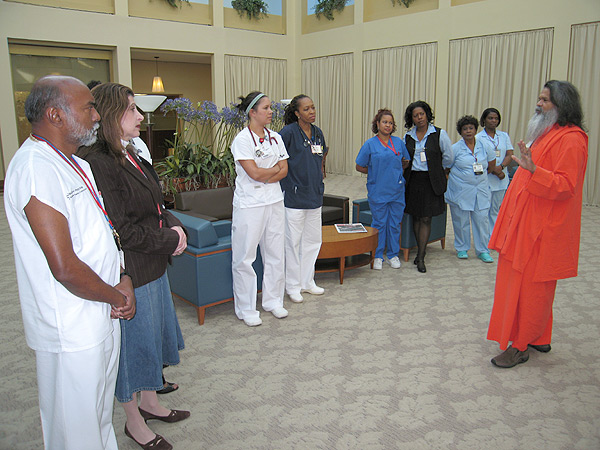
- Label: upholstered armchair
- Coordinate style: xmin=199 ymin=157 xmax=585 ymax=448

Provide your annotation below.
xmin=352 ymin=199 xmax=446 ymax=262
xmin=167 ymin=211 xmax=263 ymax=325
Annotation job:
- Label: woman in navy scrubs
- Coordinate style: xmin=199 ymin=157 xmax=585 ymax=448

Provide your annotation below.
xmin=356 ymin=109 xmax=410 ymax=270
xmin=280 ymin=95 xmax=327 ymax=303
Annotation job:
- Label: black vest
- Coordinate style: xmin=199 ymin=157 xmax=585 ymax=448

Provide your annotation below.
xmin=404 ymin=127 xmax=447 ymax=196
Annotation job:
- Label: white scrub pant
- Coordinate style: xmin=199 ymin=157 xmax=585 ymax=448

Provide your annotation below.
xmin=35 ymin=320 xmax=120 ymax=450
xmin=488 ymin=189 xmax=506 ymax=232
xmin=285 ymin=207 xmax=322 ymax=295
xmin=449 ymin=204 xmax=490 ymax=255
xmin=232 ymin=201 xmax=285 ymax=321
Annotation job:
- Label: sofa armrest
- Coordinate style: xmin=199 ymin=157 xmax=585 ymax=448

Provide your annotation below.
xmin=213 ymin=220 xmax=232 ymax=238
xmin=352 ymin=198 xmax=370 ymax=223
xmin=170 ymin=210 xmax=218 ymax=248
xmin=323 ymin=194 xmax=349 ymax=223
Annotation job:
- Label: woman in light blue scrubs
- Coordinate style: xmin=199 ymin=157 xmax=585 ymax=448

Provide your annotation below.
xmin=445 ymin=115 xmax=496 ymax=263
xmin=356 ymin=109 xmax=410 ymax=270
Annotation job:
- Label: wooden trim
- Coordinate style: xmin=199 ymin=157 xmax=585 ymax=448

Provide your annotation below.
xmin=183 ymin=247 xmax=231 ymax=258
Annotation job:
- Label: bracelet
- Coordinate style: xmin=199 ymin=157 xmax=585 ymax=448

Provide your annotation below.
xmin=120 ymin=271 xmax=130 ymax=280
xmin=500 ymin=163 xmax=505 ymax=170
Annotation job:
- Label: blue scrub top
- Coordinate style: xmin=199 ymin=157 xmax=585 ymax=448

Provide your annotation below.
xmin=476 ymin=129 xmax=514 ymax=192
xmin=445 ymin=138 xmax=495 ymax=211
xmin=355 ymin=135 xmax=410 ymax=203
xmin=280 ymin=122 xmax=327 ymax=209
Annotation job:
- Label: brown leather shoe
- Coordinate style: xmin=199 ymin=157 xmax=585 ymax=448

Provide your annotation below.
xmin=491 ymin=346 xmax=529 ymax=368
xmin=124 ymin=424 xmax=172 ymax=450
xmin=139 ymin=407 xmax=190 ymax=423
xmin=529 ymin=344 xmax=551 ymax=353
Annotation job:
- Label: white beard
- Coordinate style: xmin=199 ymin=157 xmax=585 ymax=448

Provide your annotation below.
xmin=525 ymin=106 xmax=558 ymax=143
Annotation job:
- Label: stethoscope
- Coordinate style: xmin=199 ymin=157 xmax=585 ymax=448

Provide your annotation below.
xmin=298 ymin=123 xmax=321 ymax=147
xmin=248 ymin=126 xmax=278 ymax=148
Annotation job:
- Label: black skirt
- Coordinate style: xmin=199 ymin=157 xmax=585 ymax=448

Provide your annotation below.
xmin=405 ymin=171 xmax=445 ymax=218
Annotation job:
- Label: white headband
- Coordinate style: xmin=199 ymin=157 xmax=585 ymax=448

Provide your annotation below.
xmin=245 ymin=93 xmax=266 ymax=116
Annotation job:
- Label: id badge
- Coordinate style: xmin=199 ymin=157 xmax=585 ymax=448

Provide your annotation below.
xmin=495 ymin=150 xmax=501 ymax=158
xmin=311 ymin=144 xmax=323 ymax=155
xmin=473 ymin=163 xmax=484 ymax=175
xmin=420 ymin=151 xmax=427 ymax=162
xmin=119 ymin=250 xmax=125 ymax=269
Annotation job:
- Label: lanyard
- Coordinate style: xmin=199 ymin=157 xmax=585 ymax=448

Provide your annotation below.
xmin=248 ymin=126 xmax=277 ymax=147
xmin=125 ymin=148 xmax=163 ymax=229
xmin=484 ymin=131 xmax=499 ymax=150
xmin=377 ymin=135 xmax=398 ymax=155
xmin=31 ymin=134 xmax=122 ymax=250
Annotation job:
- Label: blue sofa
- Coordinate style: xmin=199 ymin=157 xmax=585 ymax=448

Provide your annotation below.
xmin=167 ymin=211 xmax=263 ymax=325
xmin=352 ymin=199 xmax=446 ymax=262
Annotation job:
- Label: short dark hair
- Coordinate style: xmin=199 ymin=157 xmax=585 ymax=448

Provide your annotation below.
xmin=371 ymin=109 xmax=397 ymax=134
xmin=456 ymin=115 xmax=479 ymax=134
xmin=24 ymin=76 xmax=71 ymax=124
xmin=283 ymin=94 xmax=310 ymax=125
xmin=544 ymin=80 xmax=584 ymax=128
xmin=404 ymin=101 xmax=434 ymax=129
xmin=235 ymin=91 xmax=266 ymax=118
xmin=480 ymin=108 xmax=501 ymax=127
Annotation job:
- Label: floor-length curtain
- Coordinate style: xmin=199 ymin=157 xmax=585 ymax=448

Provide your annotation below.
xmin=224 ymin=55 xmax=287 ymax=107
xmin=362 ymin=42 xmax=437 ymax=144
xmin=448 ymin=28 xmax=553 ymax=144
xmin=569 ymin=22 xmax=600 ymax=206
xmin=302 ymin=53 xmax=353 ymax=174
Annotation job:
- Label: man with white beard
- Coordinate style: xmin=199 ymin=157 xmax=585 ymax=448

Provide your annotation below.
xmin=485 ymin=80 xmax=588 ymax=368
xmin=4 ymin=76 xmax=136 ymax=448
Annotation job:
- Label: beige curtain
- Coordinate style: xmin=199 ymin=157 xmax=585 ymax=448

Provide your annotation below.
xmin=569 ymin=22 xmax=600 ymax=206
xmin=362 ymin=42 xmax=438 ymax=143
xmin=448 ymin=28 xmax=553 ymax=144
xmin=224 ymin=55 xmax=287 ymax=106
xmin=302 ymin=53 xmax=353 ymax=174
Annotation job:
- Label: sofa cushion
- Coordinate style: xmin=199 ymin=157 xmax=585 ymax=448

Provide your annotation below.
xmin=175 ymin=187 xmax=234 ymax=220
xmin=322 ymin=205 xmax=343 ymax=224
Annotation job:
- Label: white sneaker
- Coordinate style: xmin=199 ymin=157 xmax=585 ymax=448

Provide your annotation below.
xmin=373 ymin=258 xmax=383 ymax=270
xmin=242 ymin=316 xmax=262 ymax=327
xmin=288 ymin=293 xmax=304 ymax=303
xmin=301 ymin=285 xmax=325 ymax=295
xmin=388 ymin=256 xmax=401 ymax=269
xmin=268 ymin=307 xmax=288 ymax=319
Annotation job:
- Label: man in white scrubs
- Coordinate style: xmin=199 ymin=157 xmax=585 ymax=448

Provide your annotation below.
xmin=4 ymin=76 xmax=136 ymax=450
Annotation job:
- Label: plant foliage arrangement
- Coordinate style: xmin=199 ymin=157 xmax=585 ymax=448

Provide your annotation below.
xmin=156 ymin=98 xmax=285 ymax=193
xmin=314 ymin=0 xmax=348 ymax=21
xmin=231 ymin=0 xmax=269 ymax=20
xmin=390 ymin=0 xmax=415 ymax=7
xmin=163 ymin=0 xmax=189 ymax=7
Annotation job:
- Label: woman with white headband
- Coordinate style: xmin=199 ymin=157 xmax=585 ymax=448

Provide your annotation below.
xmin=231 ymin=91 xmax=289 ymax=326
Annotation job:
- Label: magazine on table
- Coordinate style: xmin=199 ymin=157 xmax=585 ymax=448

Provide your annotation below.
xmin=335 ymin=223 xmax=367 ymax=233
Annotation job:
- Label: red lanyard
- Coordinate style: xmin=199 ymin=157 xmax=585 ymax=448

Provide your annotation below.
xmin=377 ymin=135 xmax=398 ymax=155
xmin=31 ymin=134 xmax=122 ymax=249
xmin=125 ymin=148 xmax=163 ymax=229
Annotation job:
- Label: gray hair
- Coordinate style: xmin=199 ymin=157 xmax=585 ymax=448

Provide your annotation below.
xmin=24 ymin=76 xmax=76 ymax=124
xmin=544 ymin=80 xmax=584 ymax=129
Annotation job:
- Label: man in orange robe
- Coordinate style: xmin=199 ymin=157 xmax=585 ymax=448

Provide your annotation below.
xmin=487 ymin=80 xmax=588 ymax=368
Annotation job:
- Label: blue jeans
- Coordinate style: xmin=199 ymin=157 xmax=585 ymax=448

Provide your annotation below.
xmin=115 ymin=272 xmax=184 ymax=403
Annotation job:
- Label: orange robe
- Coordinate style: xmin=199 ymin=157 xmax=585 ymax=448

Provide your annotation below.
xmin=487 ymin=124 xmax=588 ymax=351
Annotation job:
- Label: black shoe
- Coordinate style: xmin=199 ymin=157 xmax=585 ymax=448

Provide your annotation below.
xmin=491 ymin=346 xmax=529 ymax=368
xmin=529 ymin=344 xmax=551 ymax=353
xmin=417 ymin=260 xmax=426 ymax=273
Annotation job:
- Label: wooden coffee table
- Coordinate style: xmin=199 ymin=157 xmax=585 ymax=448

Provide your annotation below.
xmin=316 ymin=225 xmax=378 ymax=284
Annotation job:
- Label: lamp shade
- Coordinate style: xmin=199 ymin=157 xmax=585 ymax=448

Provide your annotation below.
xmin=152 ymin=76 xmax=165 ymax=93
xmin=134 ymin=95 xmax=167 ymax=113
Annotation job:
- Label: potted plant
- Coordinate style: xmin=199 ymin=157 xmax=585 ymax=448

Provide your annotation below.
xmin=156 ymin=97 xmax=285 ymax=194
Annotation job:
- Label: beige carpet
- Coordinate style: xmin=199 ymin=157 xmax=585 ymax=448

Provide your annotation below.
xmin=1 ymin=174 xmax=599 ymax=449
